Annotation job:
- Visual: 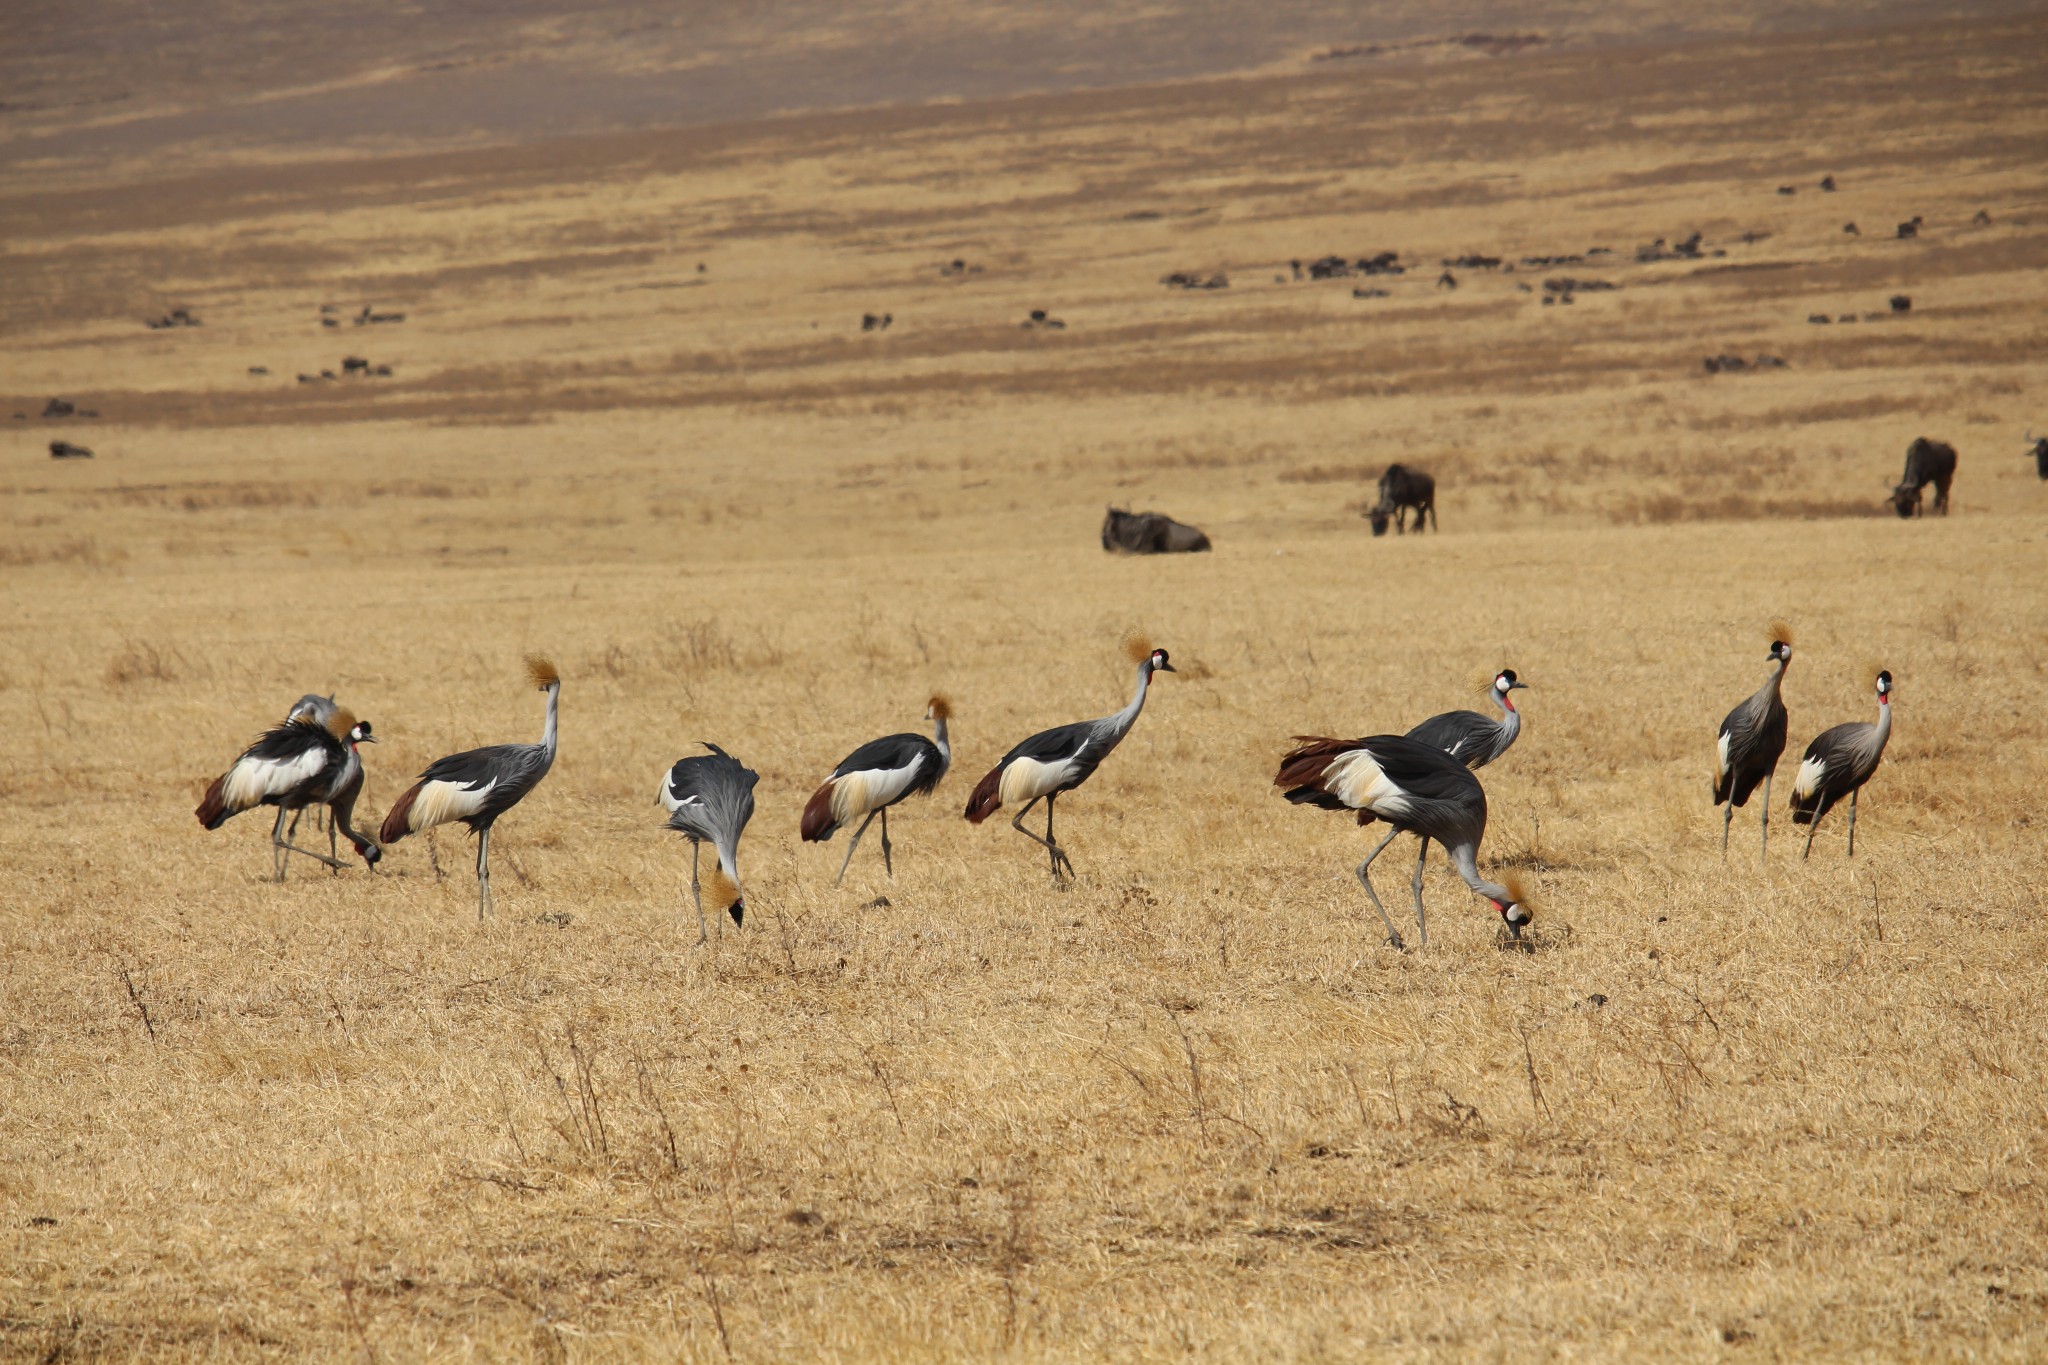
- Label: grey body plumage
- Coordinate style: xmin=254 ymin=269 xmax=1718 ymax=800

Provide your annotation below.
xmin=1276 ymin=733 xmax=1530 ymax=950
xmin=662 ymin=742 xmax=759 ymax=941
xmin=1789 ymin=670 xmax=1893 ymax=858
xmin=1406 ymin=669 xmax=1526 ymax=771
xmin=1714 ymin=640 xmax=1791 ymax=857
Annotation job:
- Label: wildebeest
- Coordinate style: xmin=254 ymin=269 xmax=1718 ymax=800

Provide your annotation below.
xmin=1890 ymin=437 xmax=1956 ymax=518
xmin=1101 ymin=507 xmax=1211 ymax=554
xmin=1889 ymin=295 xmax=1911 ymax=313
xmin=1367 ymin=464 xmax=1436 ymax=536
xmin=49 ymin=440 xmax=93 ymax=459
xmin=2026 ymin=431 xmax=2047 ymax=481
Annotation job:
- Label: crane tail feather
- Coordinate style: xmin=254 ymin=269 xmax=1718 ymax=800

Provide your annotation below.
xmin=195 ymin=775 xmax=231 ymax=829
xmin=1274 ymin=737 xmax=1350 ymax=792
xmin=963 ymin=764 xmax=1005 ymax=823
xmin=379 ymin=782 xmax=424 ymax=846
xmin=800 ymin=781 xmax=839 ymax=842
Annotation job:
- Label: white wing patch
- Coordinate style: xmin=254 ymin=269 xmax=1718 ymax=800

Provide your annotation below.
xmin=1324 ymin=749 xmax=1412 ymax=817
xmin=832 ymin=756 xmax=925 ymax=824
xmin=407 ymin=777 xmax=496 ymax=831
xmin=999 ymin=755 xmax=1078 ymax=806
xmin=221 ymin=746 xmax=331 ymax=812
xmin=1792 ymin=755 xmax=1826 ymax=800
xmin=1715 ymin=731 xmax=1731 ymax=782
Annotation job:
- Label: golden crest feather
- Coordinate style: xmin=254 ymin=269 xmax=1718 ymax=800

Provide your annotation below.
xmin=1769 ymin=619 xmax=1795 ymax=648
xmin=526 ymin=654 xmax=560 ymax=689
xmin=322 ymin=706 xmax=359 ymax=741
xmin=1470 ymin=665 xmax=1503 ymax=697
xmin=1122 ymin=632 xmax=1155 ymax=665
xmin=703 ymin=866 xmax=740 ymax=911
xmin=1500 ymin=871 xmax=1536 ymax=913
xmin=927 ymin=694 xmax=953 ymax=722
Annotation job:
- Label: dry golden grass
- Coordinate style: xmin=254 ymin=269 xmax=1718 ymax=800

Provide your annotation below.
xmin=4 ymin=11 xmax=2048 ymax=1361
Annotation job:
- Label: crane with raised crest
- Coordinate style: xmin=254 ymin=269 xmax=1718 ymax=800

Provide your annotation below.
xmin=379 ymin=656 xmax=560 ymax=918
xmin=965 ymin=636 xmax=1174 ymax=883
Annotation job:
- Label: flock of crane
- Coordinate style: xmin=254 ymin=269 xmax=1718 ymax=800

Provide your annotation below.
xmin=196 ymin=629 xmax=1895 ymax=948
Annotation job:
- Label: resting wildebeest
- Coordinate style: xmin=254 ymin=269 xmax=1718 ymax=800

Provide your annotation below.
xmin=49 ymin=440 xmax=93 ymax=459
xmin=1101 ymin=507 xmax=1211 ymax=554
xmin=2026 ymin=431 xmax=2047 ymax=481
xmin=1367 ymin=464 xmax=1436 ymax=536
xmin=1889 ymin=437 xmax=1956 ymax=518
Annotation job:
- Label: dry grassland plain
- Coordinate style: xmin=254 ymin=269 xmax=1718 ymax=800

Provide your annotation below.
xmin=3 ymin=9 xmax=2048 ymax=1360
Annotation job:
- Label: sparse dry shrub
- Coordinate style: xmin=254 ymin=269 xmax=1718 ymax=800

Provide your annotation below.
xmin=1615 ymin=492 xmax=1878 ymax=524
xmin=0 ymin=538 xmax=119 ymax=568
xmin=105 ymin=640 xmax=179 ymax=685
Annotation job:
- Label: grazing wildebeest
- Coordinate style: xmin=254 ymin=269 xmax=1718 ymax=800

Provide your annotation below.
xmin=1367 ymin=464 xmax=1436 ymax=536
xmin=2026 ymin=431 xmax=2047 ymax=481
xmin=1820 ymin=175 xmax=1837 ymax=191
xmin=1101 ymin=507 xmax=1211 ymax=554
xmin=1896 ymin=218 xmax=1922 ymax=239
xmin=1889 ymin=295 xmax=1911 ymax=313
xmin=1890 ymin=438 xmax=1956 ymax=518
xmin=49 ymin=440 xmax=93 ymax=459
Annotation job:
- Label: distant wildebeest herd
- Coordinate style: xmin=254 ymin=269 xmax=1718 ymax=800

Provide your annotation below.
xmin=1096 ymin=430 xmax=2034 ymax=552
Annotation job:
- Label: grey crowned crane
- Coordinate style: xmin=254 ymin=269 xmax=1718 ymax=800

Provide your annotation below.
xmin=1713 ymin=624 xmax=1792 ymax=857
xmin=379 ymin=656 xmax=560 ymax=918
xmin=1790 ymin=669 xmax=1893 ymax=859
xmin=283 ymin=692 xmax=342 ymax=854
xmin=801 ymin=696 xmax=951 ymax=884
xmin=1275 ymin=732 xmax=1531 ymax=950
xmin=661 ymin=743 xmax=758 ymax=942
xmin=965 ymin=637 xmax=1174 ymax=883
xmin=1398 ymin=667 xmax=1529 ymax=899
xmin=1406 ymin=668 xmax=1528 ymax=770
xmin=196 ymin=707 xmax=380 ymax=879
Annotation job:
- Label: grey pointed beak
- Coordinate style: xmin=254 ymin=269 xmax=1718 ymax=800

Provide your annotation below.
xmin=728 ymin=899 xmax=746 ymax=928
xmin=1158 ymin=662 xmax=1177 ymax=673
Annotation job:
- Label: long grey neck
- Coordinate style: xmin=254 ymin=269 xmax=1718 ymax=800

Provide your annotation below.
xmin=537 ymin=685 xmax=560 ymax=764
xmin=932 ymin=714 xmax=951 ymax=764
xmin=1492 ymin=685 xmax=1522 ymax=745
xmin=1757 ymin=656 xmax=1787 ymax=708
xmin=1102 ymin=660 xmax=1154 ymax=739
xmin=1447 ymin=841 xmax=1511 ymax=904
xmin=1865 ymin=695 xmax=1892 ymax=761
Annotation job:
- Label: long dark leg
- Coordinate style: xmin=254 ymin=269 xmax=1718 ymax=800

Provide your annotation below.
xmin=880 ymin=807 xmax=894 ymax=878
xmin=1354 ymin=826 xmax=1405 ymax=949
xmin=276 ymin=805 xmax=349 ymax=873
xmin=1410 ymin=836 xmax=1430 ymax=948
xmin=328 ymin=810 xmax=339 ymax=867
xmin=835 ymin=811 xmax=877 ymax=887
xmin=1802 ymin=808 xmax=1819 ymax=861
xmin=272 ymin=807 xmax=290 ymax=882
xmin=1009 ymin=796 xmax=1052 ymax=865
xmin=1721 ymin=799 xmax=1733 ymax=857
xmin=690 ymin=840 xmax=708 ymax=944
xmin=1044 ymin=794 xmax=1073 ymax=881
xmin=476 ymin=825 xmax=492 ymax=920
xmin=1759 ymin=775 xmax=1772 ymax=861
xmin=1846 ymin=788 xmax=1858 ymax=857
